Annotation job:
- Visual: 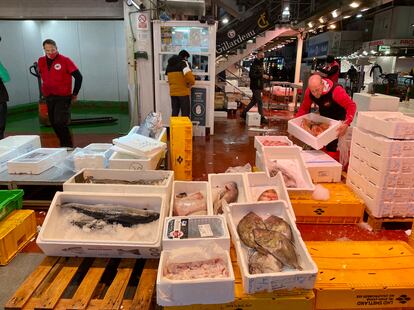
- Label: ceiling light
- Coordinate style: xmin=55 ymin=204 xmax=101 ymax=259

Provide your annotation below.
xmin=362 ymin=51 xmax=368 ymax=55
xmin=343 ymin=15 xmax=351 ymax=19
xmin=222 ymin=17 xmax=229 ymax=24
xmin=356 ymin=13 xmax=363 ymax=18
xmin=350 ymin=2 xmax=360 ymax=8
xmin=319 ymin=17 xmax=326 ymax=23
xmin=308 ymin=22 xmax=314 ymax=28
xmin=360 ymin=8 xmax=369 ymax=12
xmin=331 ymin=10 xmax=339 ymax=18
xmin=328 ymin=24 xmax=336 ymax=29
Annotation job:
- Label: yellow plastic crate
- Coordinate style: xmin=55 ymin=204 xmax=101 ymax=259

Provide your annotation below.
xmin=170 ymin=117 xmax=192 ymax=180
xmin=0 ymin=209 xmax=37 ymax=265
xmin=307 ymin=241 xmax=414 ymax=309
xmin=289 ymin=183 xmax=365 ymax=224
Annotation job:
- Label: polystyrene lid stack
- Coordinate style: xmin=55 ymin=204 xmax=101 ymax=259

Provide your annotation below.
xmin=347 ymin=112 xmax=414 ymax=218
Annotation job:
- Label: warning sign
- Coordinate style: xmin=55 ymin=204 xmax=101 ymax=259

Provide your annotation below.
xmin=137 ymin=13 xmax=149 ymax=30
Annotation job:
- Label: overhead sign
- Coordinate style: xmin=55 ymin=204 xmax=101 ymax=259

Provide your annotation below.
xmin=307 ymin=41 xmax=329 ymax=57
xmin=378 ymin=45 xmax=391 ymax=52
xmin=216 ymin=10 xmax=272 ymax=55
xmin=362 ymin=39 xmax=414 ymax=50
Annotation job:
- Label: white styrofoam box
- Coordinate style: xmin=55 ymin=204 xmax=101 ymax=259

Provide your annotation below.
xmin=63 ymin=169 xmax=173 ymax=201
xmin=113 ymin=133 xmax=167 ymax=157
xmin=225 ymin=202 xmax=317 ymax=293
xmin=351 ymin=142 xmax=414 ymax=174
xmin=0 ymin=147 xmax=21 ymax=172
xmin=37 ymin=191 xmax=166 ymax=258
xmin=109 ymin=149 xmax=164 ymax=171
xmin=244 ymin=172 xmax=295 ymax=221
xmin=170 ymin=181 xmax=212 ymax=216
xmin=352 ymin=127 xmax=414 ymax=157
xmin=73 ymin=143 xmax=113 ymax=171
xmin=162 ymin=215 xmax=230 ymax=251
xmin=262 ymin=146 xmax=315 ymax=192
xmin=301 ymin=150 xmax=342 ymax=183
xmin=347 ymin=169 xmax=414 ymax=217
xmin=128 ymin=126 xmax=167 ymax=143
xmin=356 ymin=111 xmax=414 ymax=139
xmin=246 ymin=112 xmax=261 ymax=127
xmin=353 ymin=93 xmax=399 ymax=112
xmin=7 ymin=148 xmax=67 ymax=175
xmin=156 ymin=248 xmax=235 ymax=306
xmin=349 ymin=155 xmax=414 ymax=189
xmin=288 ymin=113 xmax=341 ymax=150
xmin=255 ymin=151 xmax=264 ymax=171
xmin=226 ymin=101 xmax=238 ymax=110
xmin=0 ymin=135 xmax=41 ymax=153
xmin=208 ymin=173 xmax=248 ymax=214
xmin=254 ymin=135 xmax=293 ymax=153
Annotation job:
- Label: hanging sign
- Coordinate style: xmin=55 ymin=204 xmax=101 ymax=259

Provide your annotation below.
xmin=137 ymin=13 xmax=149 ymax=30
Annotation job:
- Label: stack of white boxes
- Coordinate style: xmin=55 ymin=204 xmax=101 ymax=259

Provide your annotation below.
xmin=346 ymin=111 xmax=414 ymax=218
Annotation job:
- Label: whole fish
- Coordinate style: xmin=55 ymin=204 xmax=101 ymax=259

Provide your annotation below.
xmin=237 ymin=212 xmax=266 ymax=249
xmin=267 ymin=160 xmax=297 ymax=188
xmin=253 ymin=228 xmax=302 ymax=270
xmin=249 ymin=251 xmax=283 ymax=274
xmin=213 ymin=182 xmax=238 ymax=214
xmin=173 ymin=191 xmax=207 ymax=216
xmin=264 ymin=215 xmax=293 ymax=241
xmin=258 ymin=189 xmax=278 ymax=201
xmin=60 ymin=202 xmax=160 ymax=227
xmin=83 ymin=176 xmax=167 ymax=185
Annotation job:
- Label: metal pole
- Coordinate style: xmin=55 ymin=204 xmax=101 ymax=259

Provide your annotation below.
xmin=292 ymin=33 xmax=303 ymax=108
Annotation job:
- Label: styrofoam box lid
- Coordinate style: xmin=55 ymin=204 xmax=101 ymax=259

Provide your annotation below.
xmin=113 ymin=134 xmax=166 ymax=158
xmin=244 ymin=171 xmax=296 ymax=221
xmin=288 ymin=113 xmax=341 ymax=150
xmin=262 ymin=146 xmax=315 ymax=192
xmin=208 ymin=173 xmax=248 ymax=212
xmin=82 ymin=143 xmax=113 ymax=153
xmin=301 ymin=150 xmax=342 ymax=167
xmin=128 ymin=126 xmax=167 ymax=142
xmin=0 ymin=135 xmax=41 ymax=149
xmin=156 ymin=249 xmax=235 ymax=306
xmin=170 ymin=181 xmax=212 ymax=216
xmin=8 ymin=148 xmax=67 ymax=164
xmin=224 ymin=201 xmax=317 ymax=292
xmin=162 ymin=215 xmax=230 ymax=251
xmin=38 ymin=191 xmax=166 ymax=245
xmin=356 ymin=111 xmax=414 ymax=139
xmin=64 ymin=168 xmax=173 ymax=192
xmin=254 ymin=135 xmax=293 ymax=153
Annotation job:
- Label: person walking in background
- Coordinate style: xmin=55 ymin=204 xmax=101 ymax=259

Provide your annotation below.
xmin=166 ymin=50 xmax=195 ymax=117
xmin=241 ymin=50 xmax=270 ymax=125
xmin=38 ymin=39 xmax=82 ymax=148
xmin=0 ymin=57 xmax=10 ymax=140
xmin=318 ymin=55 xmax=340 ymax=84
xmin=370 ymin=62 xmax=383 ymax=85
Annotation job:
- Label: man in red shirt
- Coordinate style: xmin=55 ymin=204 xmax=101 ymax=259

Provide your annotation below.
xmin=318 ymin=55 xmax=340 ymax=84
xmin=38 ymin=39 xmax=82 ymax=147
xmin=296 ymin=75 xmax=356 ymax=155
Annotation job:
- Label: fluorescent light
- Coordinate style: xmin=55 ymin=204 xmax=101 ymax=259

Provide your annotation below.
xmin=308 ymin=22 xmax=314 ymax=28
xmin=356 ymin=14 xmax=363 ymax=18
xmin=222 ymin=17 xmax=229 ymax=24
xmin=360 ymin=8 xmax=369 ymax=12
xmin=343 ymin=15 xmax=351 ymax=19
xmin=319 ymin=17 xmax=325 ymax=23
xmin=350 ymin=2 xmax=360 ymax=8
xmin=331 ymin=10 xmax=339 ymax=18
xmin=328 ymin=24 xmax=336 ymax=29
xmin=363 ymin=51 xmax=368 ymax=55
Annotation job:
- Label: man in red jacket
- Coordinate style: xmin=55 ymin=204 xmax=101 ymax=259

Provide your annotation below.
xmin=296 ymin=75 xmax=356 ymax=155
xmin=38 ymin=39 xmax=82 ymax=147
xmin=318 ymin=55 xmax=340 ymax=84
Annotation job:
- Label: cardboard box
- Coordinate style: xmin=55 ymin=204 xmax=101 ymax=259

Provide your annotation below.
xmin=288 ymin=113 xmax=341 ymax=150
xmin=247 ymin=112 xmax=261 ymax=127
xmin=301 ymin=150 xmax=342 ymax=183
xmin=225 ymin=202 xmax=318 ymax=294
xmin=37 ymin=192 xmax=166 ymax=258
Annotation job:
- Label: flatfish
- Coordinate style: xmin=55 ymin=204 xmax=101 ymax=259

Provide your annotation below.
xmin=237 ymin=212 xmax=266 ymax=249
xmin=249 ymin=251 xmax=283 ymax=274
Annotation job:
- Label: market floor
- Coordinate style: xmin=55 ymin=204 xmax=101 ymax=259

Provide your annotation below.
xmin=0 ymin=107 xmax=411 ymax=307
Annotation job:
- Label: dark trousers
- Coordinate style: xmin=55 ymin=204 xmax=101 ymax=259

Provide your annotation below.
xmin=0 ymin=102 xmax=7 ymax=140
xmin=46 ymin=96 xmax=73 ymax=147
xmin=243 ymin=89 xmax=264 ymax=116
xmin=326 ymin=139 xmax=338 ymax=152
xmin=171 ymin=96 xmax=190 ymax=117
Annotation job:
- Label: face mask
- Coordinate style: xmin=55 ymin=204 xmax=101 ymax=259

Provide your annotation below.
xmin=47 ymin=52 xmax=58 ymax=59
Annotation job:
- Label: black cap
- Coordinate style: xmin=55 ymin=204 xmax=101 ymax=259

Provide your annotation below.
xmin=179 ymin=50 xmax=190 ymax=59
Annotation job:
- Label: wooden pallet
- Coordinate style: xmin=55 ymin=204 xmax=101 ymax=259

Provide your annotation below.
xmin=5 ymin=257 xmax=158 ymax=310
xmin=365 ymin=209 xmax=414 ymax=231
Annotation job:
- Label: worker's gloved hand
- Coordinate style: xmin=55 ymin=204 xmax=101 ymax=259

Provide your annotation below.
xmin=71 ymin=95 xmax=77 ymax=104
xmin=336 ymin=122 xmax=349 ymax=138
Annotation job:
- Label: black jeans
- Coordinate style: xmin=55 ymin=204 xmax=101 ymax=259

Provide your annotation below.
xmin=243 ymin=89 xmax=264 ymax=116
xmin=171 ymin=96 xmax=190 ymax=117
xmin=46 ymin=96 xmax=73 ymax=147
xmin=0 ymin=102 xmax=7 ymax=140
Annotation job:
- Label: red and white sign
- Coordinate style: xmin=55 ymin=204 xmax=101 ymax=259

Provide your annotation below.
xmin=363 ymin=38 xmax=414 ymax=50
xmin=137 ymin=13 xmax=149 ymax=30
